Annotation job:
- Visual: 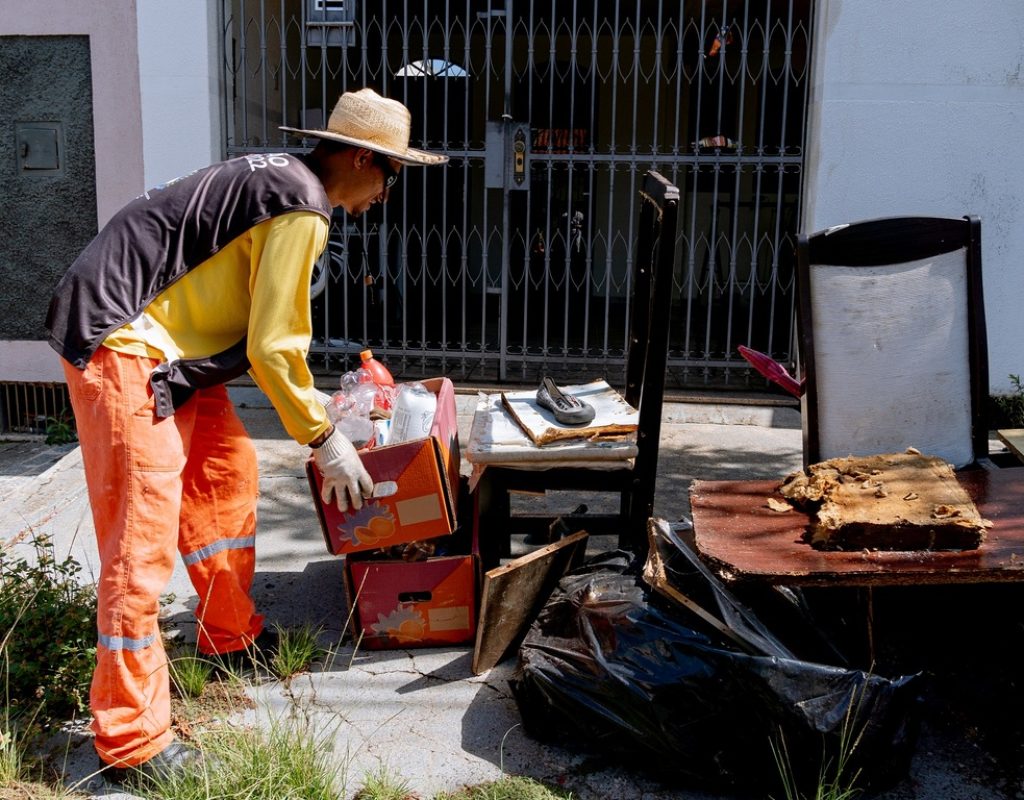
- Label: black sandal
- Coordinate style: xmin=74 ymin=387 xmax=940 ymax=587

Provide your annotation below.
xmin=536 ymin=377 xmax=596 ymax=426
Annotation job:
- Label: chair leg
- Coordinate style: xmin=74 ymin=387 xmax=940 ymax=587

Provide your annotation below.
xmin=474 ymin=470 xmax=511 ymax=571
xmin=618 ymin=490 xmax=632 ymax=551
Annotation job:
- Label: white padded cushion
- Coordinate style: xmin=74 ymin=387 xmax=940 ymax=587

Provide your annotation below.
xmin=810 ymin=248 xmax=974 ymax=468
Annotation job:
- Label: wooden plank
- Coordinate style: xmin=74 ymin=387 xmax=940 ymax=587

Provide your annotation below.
xmin=690 ymin=470 xmax=1024 ymax=587
xmin=997 ymin=429 xmax=1024 ymax=464
xmin=471 ymin=531 xmax=589 ymax=674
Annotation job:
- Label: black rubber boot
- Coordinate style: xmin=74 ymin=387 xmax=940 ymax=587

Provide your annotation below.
xmin=103 ymin=740 xmax=203 ymax=788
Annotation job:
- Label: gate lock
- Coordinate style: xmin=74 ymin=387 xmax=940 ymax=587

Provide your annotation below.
xmin=512 ymin=127 xmax=527 ymax=186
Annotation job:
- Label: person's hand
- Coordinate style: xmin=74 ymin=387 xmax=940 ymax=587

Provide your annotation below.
xmin=311 ymin=427 xmax=373 ymax=512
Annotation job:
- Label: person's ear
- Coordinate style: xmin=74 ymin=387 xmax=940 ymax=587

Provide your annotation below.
xmin=354 ymin=148 xmax=374 ymax=170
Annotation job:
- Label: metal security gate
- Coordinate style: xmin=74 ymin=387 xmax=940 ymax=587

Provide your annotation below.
xmin=221 ymin=0 xmax=813 ymax=390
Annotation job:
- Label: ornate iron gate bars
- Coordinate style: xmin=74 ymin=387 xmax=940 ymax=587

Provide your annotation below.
xmin=221 ymin=0 xmax=812 ymax=390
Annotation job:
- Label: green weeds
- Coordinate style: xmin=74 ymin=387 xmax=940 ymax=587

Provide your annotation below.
xmin=44 ymin=410 xmax=77 ymax=446
xmin=270 ymin=622 xmax=322 ymax=680
xmin=0 ymin=533 xmax=95 ymax=727
xmin=992 ymin=373 xmax=1024 ymax=428
xmin=770 ymin=683 xmax=865 ymax=800
xmin=434 ymin=777 xmax=575 ymax=800
xmin=142 ymin=718 xmax=342 ymax=800
xmin=168 ymin=653 xmax=215 ymax=701
xmin=352 ymin=766 xmax=416 ymax=800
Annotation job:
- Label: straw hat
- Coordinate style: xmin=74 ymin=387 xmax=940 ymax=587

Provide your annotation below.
xmin=280 ymin=88 xmax=447 ymax=166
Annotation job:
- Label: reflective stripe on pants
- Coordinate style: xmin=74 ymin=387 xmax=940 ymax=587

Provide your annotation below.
xmin=65 ymin=347 xmax=261 ymax=767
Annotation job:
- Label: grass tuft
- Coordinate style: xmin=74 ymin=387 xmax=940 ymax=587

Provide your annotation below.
xmin=434 ymin=776 xmax=575 ymax=800
xmin=770 ymin=682 xmax=866 ymax=800
xmin=0 ymin=721 xmax=22 ymax=786
xmin=270 ymin=623 xmax=323 ymax=680
xmin=142 ymin=717 xmax=343 ymax=800
xmin=168 ymin=653 xmax=214 ymax=701
xmin=352 ymin=766 xmax=419 ymax=799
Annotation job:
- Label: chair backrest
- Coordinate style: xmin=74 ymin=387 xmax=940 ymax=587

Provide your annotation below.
xmin=624 ymin=171 xmax=679 ymax=533
xmin=796 ymin=216 xmax=988 ymax=469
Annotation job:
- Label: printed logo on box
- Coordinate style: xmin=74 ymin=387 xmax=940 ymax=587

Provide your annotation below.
xmin=336 ymin=503 xmax=396 ymax=548
xmin=371 ymin=605 xmax=426 ymax=643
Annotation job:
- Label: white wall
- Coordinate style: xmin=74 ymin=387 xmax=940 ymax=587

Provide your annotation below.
xmin=137 ymin=0 xmax=223 ymax=186
xmin=803 ymin=0 xmax=1024 ymax=393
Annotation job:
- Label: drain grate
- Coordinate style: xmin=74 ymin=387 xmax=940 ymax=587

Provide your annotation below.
xmin=0 ymin=381 xmax=74 ymax=436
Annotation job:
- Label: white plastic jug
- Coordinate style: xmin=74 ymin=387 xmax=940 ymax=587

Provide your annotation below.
xmin=388 ymin=382 xmax=437 ymax=444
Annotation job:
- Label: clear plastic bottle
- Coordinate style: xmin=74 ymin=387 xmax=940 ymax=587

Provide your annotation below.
xmin=358 ymin=349 xmax=395 ymax=409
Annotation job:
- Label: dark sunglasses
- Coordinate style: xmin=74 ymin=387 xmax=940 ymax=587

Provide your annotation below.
xmin=374 ymin=154 xmax=399 ymax=189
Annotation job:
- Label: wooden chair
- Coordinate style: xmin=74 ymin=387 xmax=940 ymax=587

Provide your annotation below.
xmin=795 ymin=215 xmax=988 ymax=469
xmin=474 ymin=171 xmax=680 ymax=566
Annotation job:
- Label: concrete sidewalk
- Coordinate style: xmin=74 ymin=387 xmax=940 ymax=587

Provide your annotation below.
xmin=0 ymin=391 xmax=1009 ymax=799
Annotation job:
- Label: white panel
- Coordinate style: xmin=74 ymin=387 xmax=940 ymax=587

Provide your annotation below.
xmin=811 ymin=248 xmax=974 ymax=467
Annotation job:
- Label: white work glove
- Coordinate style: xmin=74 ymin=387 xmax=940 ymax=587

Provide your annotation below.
xmin=311 ymin=427 xmax=373 ymax=513
xmin=314 ymin=389 xmax=333 ymax=408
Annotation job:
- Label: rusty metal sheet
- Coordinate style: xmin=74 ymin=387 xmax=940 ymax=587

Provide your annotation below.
xmin=690 ymin=469 xmax=1024 ymax=587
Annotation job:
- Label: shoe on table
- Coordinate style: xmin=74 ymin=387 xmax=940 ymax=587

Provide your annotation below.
xmin=103 ymin=740 xmax=202 ymax=788
xmin=536 ymin=377 xmax=596 ymax=426
xmin=208 ymin=627 xmax=280 ymax=675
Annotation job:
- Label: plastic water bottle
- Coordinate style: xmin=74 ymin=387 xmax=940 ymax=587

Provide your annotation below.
xmin=358 ymin=349 xmax=395 ymax=409
xmin=389 ymin=381 xmax=437 ymax=444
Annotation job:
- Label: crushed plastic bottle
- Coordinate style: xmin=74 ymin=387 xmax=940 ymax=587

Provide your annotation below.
xmin=326 ymin=369 xmax=380 ymax=449
xmin=334 ymin=415 xmax=374 ymax=449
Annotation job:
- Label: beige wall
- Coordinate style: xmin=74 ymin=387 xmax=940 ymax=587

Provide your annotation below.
xmin=3 ymin=0 xmax=144 ymax=228
xmin=2 ymin=0 xmax=144 ymax=383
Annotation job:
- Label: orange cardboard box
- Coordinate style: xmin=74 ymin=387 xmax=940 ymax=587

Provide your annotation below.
xmin=307 ymin=377 xmax=461 ymax=556
xmin=345 ymin=552 xmax=478 ymax=649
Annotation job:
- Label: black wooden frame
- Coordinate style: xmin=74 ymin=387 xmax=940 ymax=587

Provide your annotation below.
xmin=795 ymin=215 xmax=988 ymax=468
xmin=476 ymin=171 xmax=680 ymax=565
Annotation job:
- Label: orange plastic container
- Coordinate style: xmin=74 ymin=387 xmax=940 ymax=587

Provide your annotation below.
xmin=359 ymin=349 xmax=394 ymax=408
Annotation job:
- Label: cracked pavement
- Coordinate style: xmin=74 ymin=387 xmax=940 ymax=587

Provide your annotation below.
xmin=2 ymin=388 xmax=1016 ymax=799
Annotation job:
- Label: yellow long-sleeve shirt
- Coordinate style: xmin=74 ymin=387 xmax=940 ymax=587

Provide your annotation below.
xmin=104 ymin=211 xmax=332 ymax=445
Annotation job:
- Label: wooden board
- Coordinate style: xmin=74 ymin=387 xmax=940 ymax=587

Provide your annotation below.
xmin=690 ymin=469 xmax=1024 ymax=587
xmin=998 ymin=429 xmax=1024 ymax=464
xmin=471 ymin=531 xmax=589 ymax=674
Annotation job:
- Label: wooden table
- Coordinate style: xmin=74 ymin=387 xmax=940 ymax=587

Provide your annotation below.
xmin=691 ymin=468 xmax=1024 ymax=587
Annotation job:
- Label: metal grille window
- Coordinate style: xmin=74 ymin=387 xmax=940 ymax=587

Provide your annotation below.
xmin=221 ymin=0 xmax=812 ymax=391
xmin=0 ymin=382 xmax=74 ymax=437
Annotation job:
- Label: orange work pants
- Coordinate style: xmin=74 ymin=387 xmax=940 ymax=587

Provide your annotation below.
xmin=64 ymin=347 xmax=262 ymax=767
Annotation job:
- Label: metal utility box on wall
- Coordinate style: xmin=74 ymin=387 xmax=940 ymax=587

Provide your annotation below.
xmin=15 ymin=122 xmax=64 ymax=176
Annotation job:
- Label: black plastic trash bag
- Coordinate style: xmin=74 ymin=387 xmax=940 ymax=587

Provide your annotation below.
xmin=510 ymin=544 xmax=920 ymax=794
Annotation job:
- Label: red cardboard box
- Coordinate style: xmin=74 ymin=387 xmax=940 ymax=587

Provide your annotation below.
xmin=307 ymin=377 xmax=461 ymax=556
xmin=345 ymin=552 xmax=478 ymax=649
